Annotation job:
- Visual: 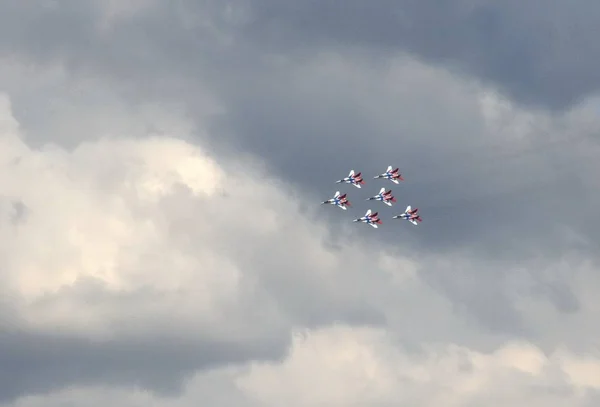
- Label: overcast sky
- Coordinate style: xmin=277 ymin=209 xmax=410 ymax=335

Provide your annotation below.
xmin=1 ymin=1 xmax=600 ymax=406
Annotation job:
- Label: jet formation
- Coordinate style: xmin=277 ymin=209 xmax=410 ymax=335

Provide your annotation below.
xmin=321 ymin=166 xmax=422 ymax=228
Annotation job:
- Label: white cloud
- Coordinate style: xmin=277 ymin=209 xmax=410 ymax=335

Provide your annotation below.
xmin=0 ymin=91 xmax=409 ymax=348
xmin=238 ymin=325 xmax=600 ymax=407
xmin=232 ymin=325 xmax=600 ymax=407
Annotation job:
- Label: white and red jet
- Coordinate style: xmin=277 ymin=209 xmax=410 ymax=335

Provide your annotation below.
xmin=366 ymin=187 xmax=396 ymax=207
xmin=321 ymin=191 xmax=351 ymax=210
xmin=393 ymin=205 xmax=422 ymax=225
xmin=374 ymin=166 xmax=404 ymax=184
xmin=353 ymin=209 xmax=382 ymax=228
xmin=336 ymin=169 xmax=365 ymax=188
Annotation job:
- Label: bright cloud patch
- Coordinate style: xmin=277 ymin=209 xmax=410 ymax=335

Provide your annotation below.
xmin=236 ymin=325 xmax=600 ymax=407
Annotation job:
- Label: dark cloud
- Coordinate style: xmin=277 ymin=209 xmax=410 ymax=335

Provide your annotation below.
xmin=200 ymin=54 xmax=600 ymax=262
xmin=0 ymin=276 xmax=288 ymax=402
xmin=4 ymin=0 xmax=600 ymax=110
xmin=241 ymin=0 xmax=600 ymax=111
xmin=0 ymin=327 xmax=275 ymax=402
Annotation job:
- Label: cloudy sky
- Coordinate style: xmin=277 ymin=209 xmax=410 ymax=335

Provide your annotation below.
xmin=1 ymin=1 xmax=600 ymax=406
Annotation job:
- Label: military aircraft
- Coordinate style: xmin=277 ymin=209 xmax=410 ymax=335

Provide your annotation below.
xmin=374 ymin=166 xmax=403 ymax=184
xmin=321 ymin=191 xmax=351 ymax=210
xmin=336 ymin=169 xmax=365 ymax=188
xmin=366 ymin=187 xmax=396 ymax=206
xmin=353 ymin=209 xmax=382 ymax=228
xmin=392 ymin=205 xmax=422 ymax=225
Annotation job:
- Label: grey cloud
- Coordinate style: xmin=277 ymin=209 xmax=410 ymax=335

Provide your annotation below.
xmin=4 ymin=0 xmax=600 ymax=109
xmin=201 ymin=54 xmax=600 ymax=261
xmin=0 ymin=328 xmax=270 ymax=403
xmin=1 ymin=1 xmax=600 ymax=404
xmin=0 ymin=0 xmax=597 ymax=329
xmin=2 ymin=0 xmax=598 ymax=330
xmin=241 ymin=0 xmax=600 ymax=110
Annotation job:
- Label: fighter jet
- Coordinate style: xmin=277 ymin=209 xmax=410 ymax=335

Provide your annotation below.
xmin=336 ymin=169 xmax=365 ymax=188
xmin=374 ymin=166 xmax=404 ymax=184
xmin=353 ymin=209 xmax=382 ymax=228
xmin=321 ymin=191 xmax=351 ymax=210
xmin=366 ymin=187 xmax=396 ymax=206
xmin=392 ymin=205 xmax=422 ymax=225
